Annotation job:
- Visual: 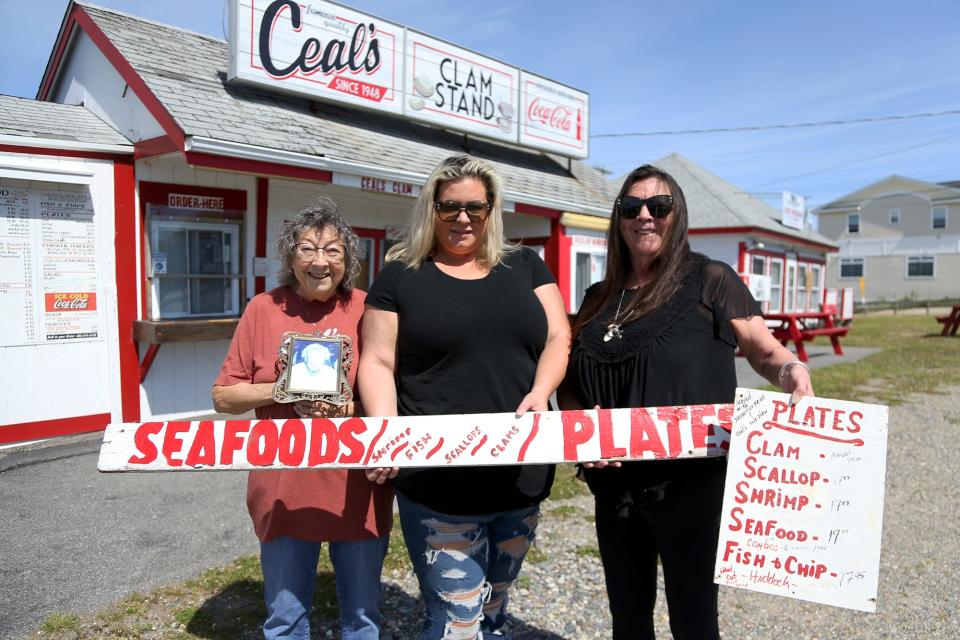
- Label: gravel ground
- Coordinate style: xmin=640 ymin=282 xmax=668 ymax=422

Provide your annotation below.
xmin=370 ymin=387 xmax=960 ymax=639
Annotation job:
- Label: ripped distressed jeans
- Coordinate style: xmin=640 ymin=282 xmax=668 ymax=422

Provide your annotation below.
xmin=396 ymin=492 xmax=540 ymax=640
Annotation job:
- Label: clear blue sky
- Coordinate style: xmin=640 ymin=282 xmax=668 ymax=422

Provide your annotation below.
xmin=3 ymin=0 xmax=959 ymax=208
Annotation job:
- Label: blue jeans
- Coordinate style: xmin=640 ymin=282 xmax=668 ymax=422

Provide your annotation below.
xmin=397 ymin=493 xmax=541 ymax=640
xmin=260 ymin=535 xmax=389 ymax=640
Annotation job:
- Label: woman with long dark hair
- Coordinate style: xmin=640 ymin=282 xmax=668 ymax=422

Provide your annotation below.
xmin=560 ymin=165 xmax=814 ymax=639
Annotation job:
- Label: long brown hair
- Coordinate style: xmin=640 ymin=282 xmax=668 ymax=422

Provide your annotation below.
xmin=573 ymin=165 xmax=693 ymax=336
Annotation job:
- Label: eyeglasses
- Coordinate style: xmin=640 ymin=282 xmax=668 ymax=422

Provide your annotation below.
xmin=295 ymin=242 xmax=346 ymax=263
xmin=616 ymin=194 xmax=674 ymax=220
xmin=434 ymin=200 xmax=491 ymax=222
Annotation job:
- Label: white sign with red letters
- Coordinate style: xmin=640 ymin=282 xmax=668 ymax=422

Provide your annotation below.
xmin=714 ymin=389 xmax=888 ymax=612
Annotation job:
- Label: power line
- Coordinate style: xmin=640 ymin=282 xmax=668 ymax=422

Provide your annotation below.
xmin=590 ymin=109 xmax=960 ymax=138
xmin=750 ymin=130 xmax=960 ymax=190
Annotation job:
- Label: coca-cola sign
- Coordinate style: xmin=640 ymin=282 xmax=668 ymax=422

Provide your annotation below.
xmin=45 ymin=292 xmax=97 ymax=312
xmin=520 ymin=72 xmax=589 ymax=157
xmin=228 ymin=0 xmax=404 ymax=113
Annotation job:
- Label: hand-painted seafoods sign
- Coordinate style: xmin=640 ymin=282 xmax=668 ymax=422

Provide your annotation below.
xmin=714 ymin=389 xmax=888 ymax=612
xmin=227 ymin=0 xmax=589 ymax=157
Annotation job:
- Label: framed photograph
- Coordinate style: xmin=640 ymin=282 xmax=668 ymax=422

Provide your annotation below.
xmin=273 ymin=332 xmax=353 ymax=405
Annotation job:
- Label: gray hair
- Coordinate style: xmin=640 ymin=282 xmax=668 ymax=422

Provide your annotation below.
xmin=276 ymin=197 xmax=361 ymax=294
xmin=386 ymin=154 xmax=516 ymax=268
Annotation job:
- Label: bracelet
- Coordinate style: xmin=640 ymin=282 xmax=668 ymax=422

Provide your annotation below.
xmin=778 ymin=359 xmax=809 ymax=387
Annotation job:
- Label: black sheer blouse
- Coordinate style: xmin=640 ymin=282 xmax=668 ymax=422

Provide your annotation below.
xmin=564 ymin=253 xmax=762 ymax=502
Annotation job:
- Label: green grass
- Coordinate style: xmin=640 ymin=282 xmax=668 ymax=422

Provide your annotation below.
xmin=525 ymin=545 xmax=549 ymax=564
xmin=548 ymin=505 xmax=582 ymax=518
xmin=574 ymin=545 xmax=601 ymax=559
xmin=40 ymin=612 xmax=80 ymax=633
xmin=549 ymin=464 xmax=590 ymax=499
xmin=803 ymin=315 xmax=960 ymax=405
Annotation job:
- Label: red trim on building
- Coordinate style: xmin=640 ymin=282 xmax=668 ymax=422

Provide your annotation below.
xmin=0 ymin=143 xmax=126 ymax=161
xmin=515 ymin=202 xmax=563 ymax=220
xmin=545 ymin=219 xmax=572 ymax=310
xmin=688 ymin=226 xmax=835 ymax=252
xmin=255 ymin=177 xmax=269 ymax=294
xmin=0 ymin=413 xmax=112 ymax=445
xmin=40 ymin=6 xmax=186 ymax=149
xmin=139 ymin=343 xmax=161 ymax=383
xmin=737 ymin=241 xmax=746 ymax=273
xmin=185 ymin=152 xmax=333 ymax=183
xmin=114 ymin=157 xmax=140 ymax=422
xmin=134 ymin=135 xmax=180 ymax=159
xmin=37 ymin=11 xmax=78 ymax=100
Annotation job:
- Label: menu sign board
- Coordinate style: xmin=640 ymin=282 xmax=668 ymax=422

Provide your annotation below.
xmin=403 ymin=32 xmax=519 ymax=143
xmin=0 ymin=181 xmax=101 ymax=345
xmin=227 ymin=0 xmax=589 ymax=157
xmin=228 ymin=0 xmax=405 ymax=114
xmin=714 ymin=388 xmax=888 ymax=612
xmin=520 ymin=72 xmax=589 ymax=157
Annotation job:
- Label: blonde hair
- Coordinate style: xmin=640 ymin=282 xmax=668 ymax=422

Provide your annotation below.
xmin=386 ymin=154 xmax=516 ymax=268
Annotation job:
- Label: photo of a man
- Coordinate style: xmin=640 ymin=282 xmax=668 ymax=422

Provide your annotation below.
xmin=287 ymin=339 xmax=340 ymax=394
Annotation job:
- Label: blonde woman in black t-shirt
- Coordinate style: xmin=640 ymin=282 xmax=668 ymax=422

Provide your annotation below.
xmin=359 ymin=154 xmax=570 ymax=639
xmin=559 ymin=164 xmax=815 ymax=640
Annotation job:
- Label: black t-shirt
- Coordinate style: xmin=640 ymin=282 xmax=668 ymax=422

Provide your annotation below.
xmin=365 ymin=246 xmax=556 ymax=515
xmin=563 ymin=253 xmax=762 ymax=503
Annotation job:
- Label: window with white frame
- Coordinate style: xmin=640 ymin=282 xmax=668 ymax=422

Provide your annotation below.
xmin=847 ymin=213 xmax=860 ymax=233
xmin=150 ymin=219 xmax=241 ymax=318
xmin=889 ymin=208 xmax=900 ymax=224
xmin=768 ymin=259 xmax=783 ymax=312
xmin=810 ymin=264 xmax=822 ymax=309
xmin=751 ymin=256 xmax=765 ymax=274
xmin=906 ymin=255 xmax=934 ymax=278
xmin=932 ymin=206 xmax=947 ymax=230
xmin=574 ymin=250 xmax=606 ymax=310
xmin=839 ymin=258 xmax=864 ymax=279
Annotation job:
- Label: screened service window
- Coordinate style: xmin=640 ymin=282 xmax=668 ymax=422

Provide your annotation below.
xmin=907 ymin=256 xmax=934 ymax=278
xmin=847 ymin=213 xmax=860 ymax=233
xmin=889 ymin=208 xmax=900 ymax=224
xmin=932 ymin=207 xmax=947 ymax=230
xmin=751 ymin=256 xmax=765 ymax=274
xmin=574 ymin=251 xmax=606 ymax=310
xmin=151 ymin=219 xmax=241 ymax=318
xmin=839 ymin=258 xmax=864 ymax=279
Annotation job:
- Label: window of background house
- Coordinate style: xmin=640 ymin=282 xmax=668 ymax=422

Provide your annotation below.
xmin=889 ymin=208 xmax=900 ymax=224
xmin=751 ymin=256 xmax=765 ymax=274
xmin=810 ymin=264 xmax=822 ymax=310
xmin=574 ymin=250 xmax=606 ymax=310
xmin=932 ymin=207 xmax=947 ymax=230
xmin=847 ymin=213 xmax=860 ymax=233
xmin=839 ymin=258 xmax=864 ymax=279
xmin=906 ymin=255 xmax=934 ymax=278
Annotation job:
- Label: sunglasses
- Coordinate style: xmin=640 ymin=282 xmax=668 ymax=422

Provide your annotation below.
xmin=616 ymin=194 xmax=674 ymax=220
xmin=434 ymin=200 xmax=491 ymax=222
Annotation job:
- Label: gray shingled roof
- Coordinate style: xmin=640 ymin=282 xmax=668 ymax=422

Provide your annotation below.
xmin=75 ymin=2 xmax=612 ymax=213
xmin=0 ymin=93 xmax=131 ymax=147
xmin=652 ymin=153 xmax=837 ymax=247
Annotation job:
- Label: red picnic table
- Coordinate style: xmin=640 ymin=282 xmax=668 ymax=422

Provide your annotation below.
xmin=936 ymin=304 xmax=960 ymax=336
xmin=764 ymin=311 xmax=849 ymax=363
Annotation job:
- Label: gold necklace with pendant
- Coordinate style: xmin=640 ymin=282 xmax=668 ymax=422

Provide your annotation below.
xmin=603 ymin=289 xmax=627 ymax=342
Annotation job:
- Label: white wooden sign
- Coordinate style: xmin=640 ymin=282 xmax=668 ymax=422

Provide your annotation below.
xmin=228 ymin=0 xmax=405 ymax=113
xmin=98 ymin=403 xmax=733 ymax=471
xmin=714 ymin=388 xmax=888 ymax=612
xmin=519 ymin=71 xmax=589 ymax=158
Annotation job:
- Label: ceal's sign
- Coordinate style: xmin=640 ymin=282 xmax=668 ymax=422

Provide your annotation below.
xmin=228 ymin=0 xmax=404 ymax=114
xmin=227 ymin=0 xmax=589 ymax=157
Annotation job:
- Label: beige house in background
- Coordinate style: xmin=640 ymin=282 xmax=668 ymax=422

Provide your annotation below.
xmin=816 ymin=176 xmax=960 ymax=302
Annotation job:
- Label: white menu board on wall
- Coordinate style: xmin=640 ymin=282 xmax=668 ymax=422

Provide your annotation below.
xmin=404 ymin=31 xmax=520 ymax=143
xmin=0 ymin=180 xmax=101 ymax=346
xmin=715 ymin=388 xmax=888 ymax=612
